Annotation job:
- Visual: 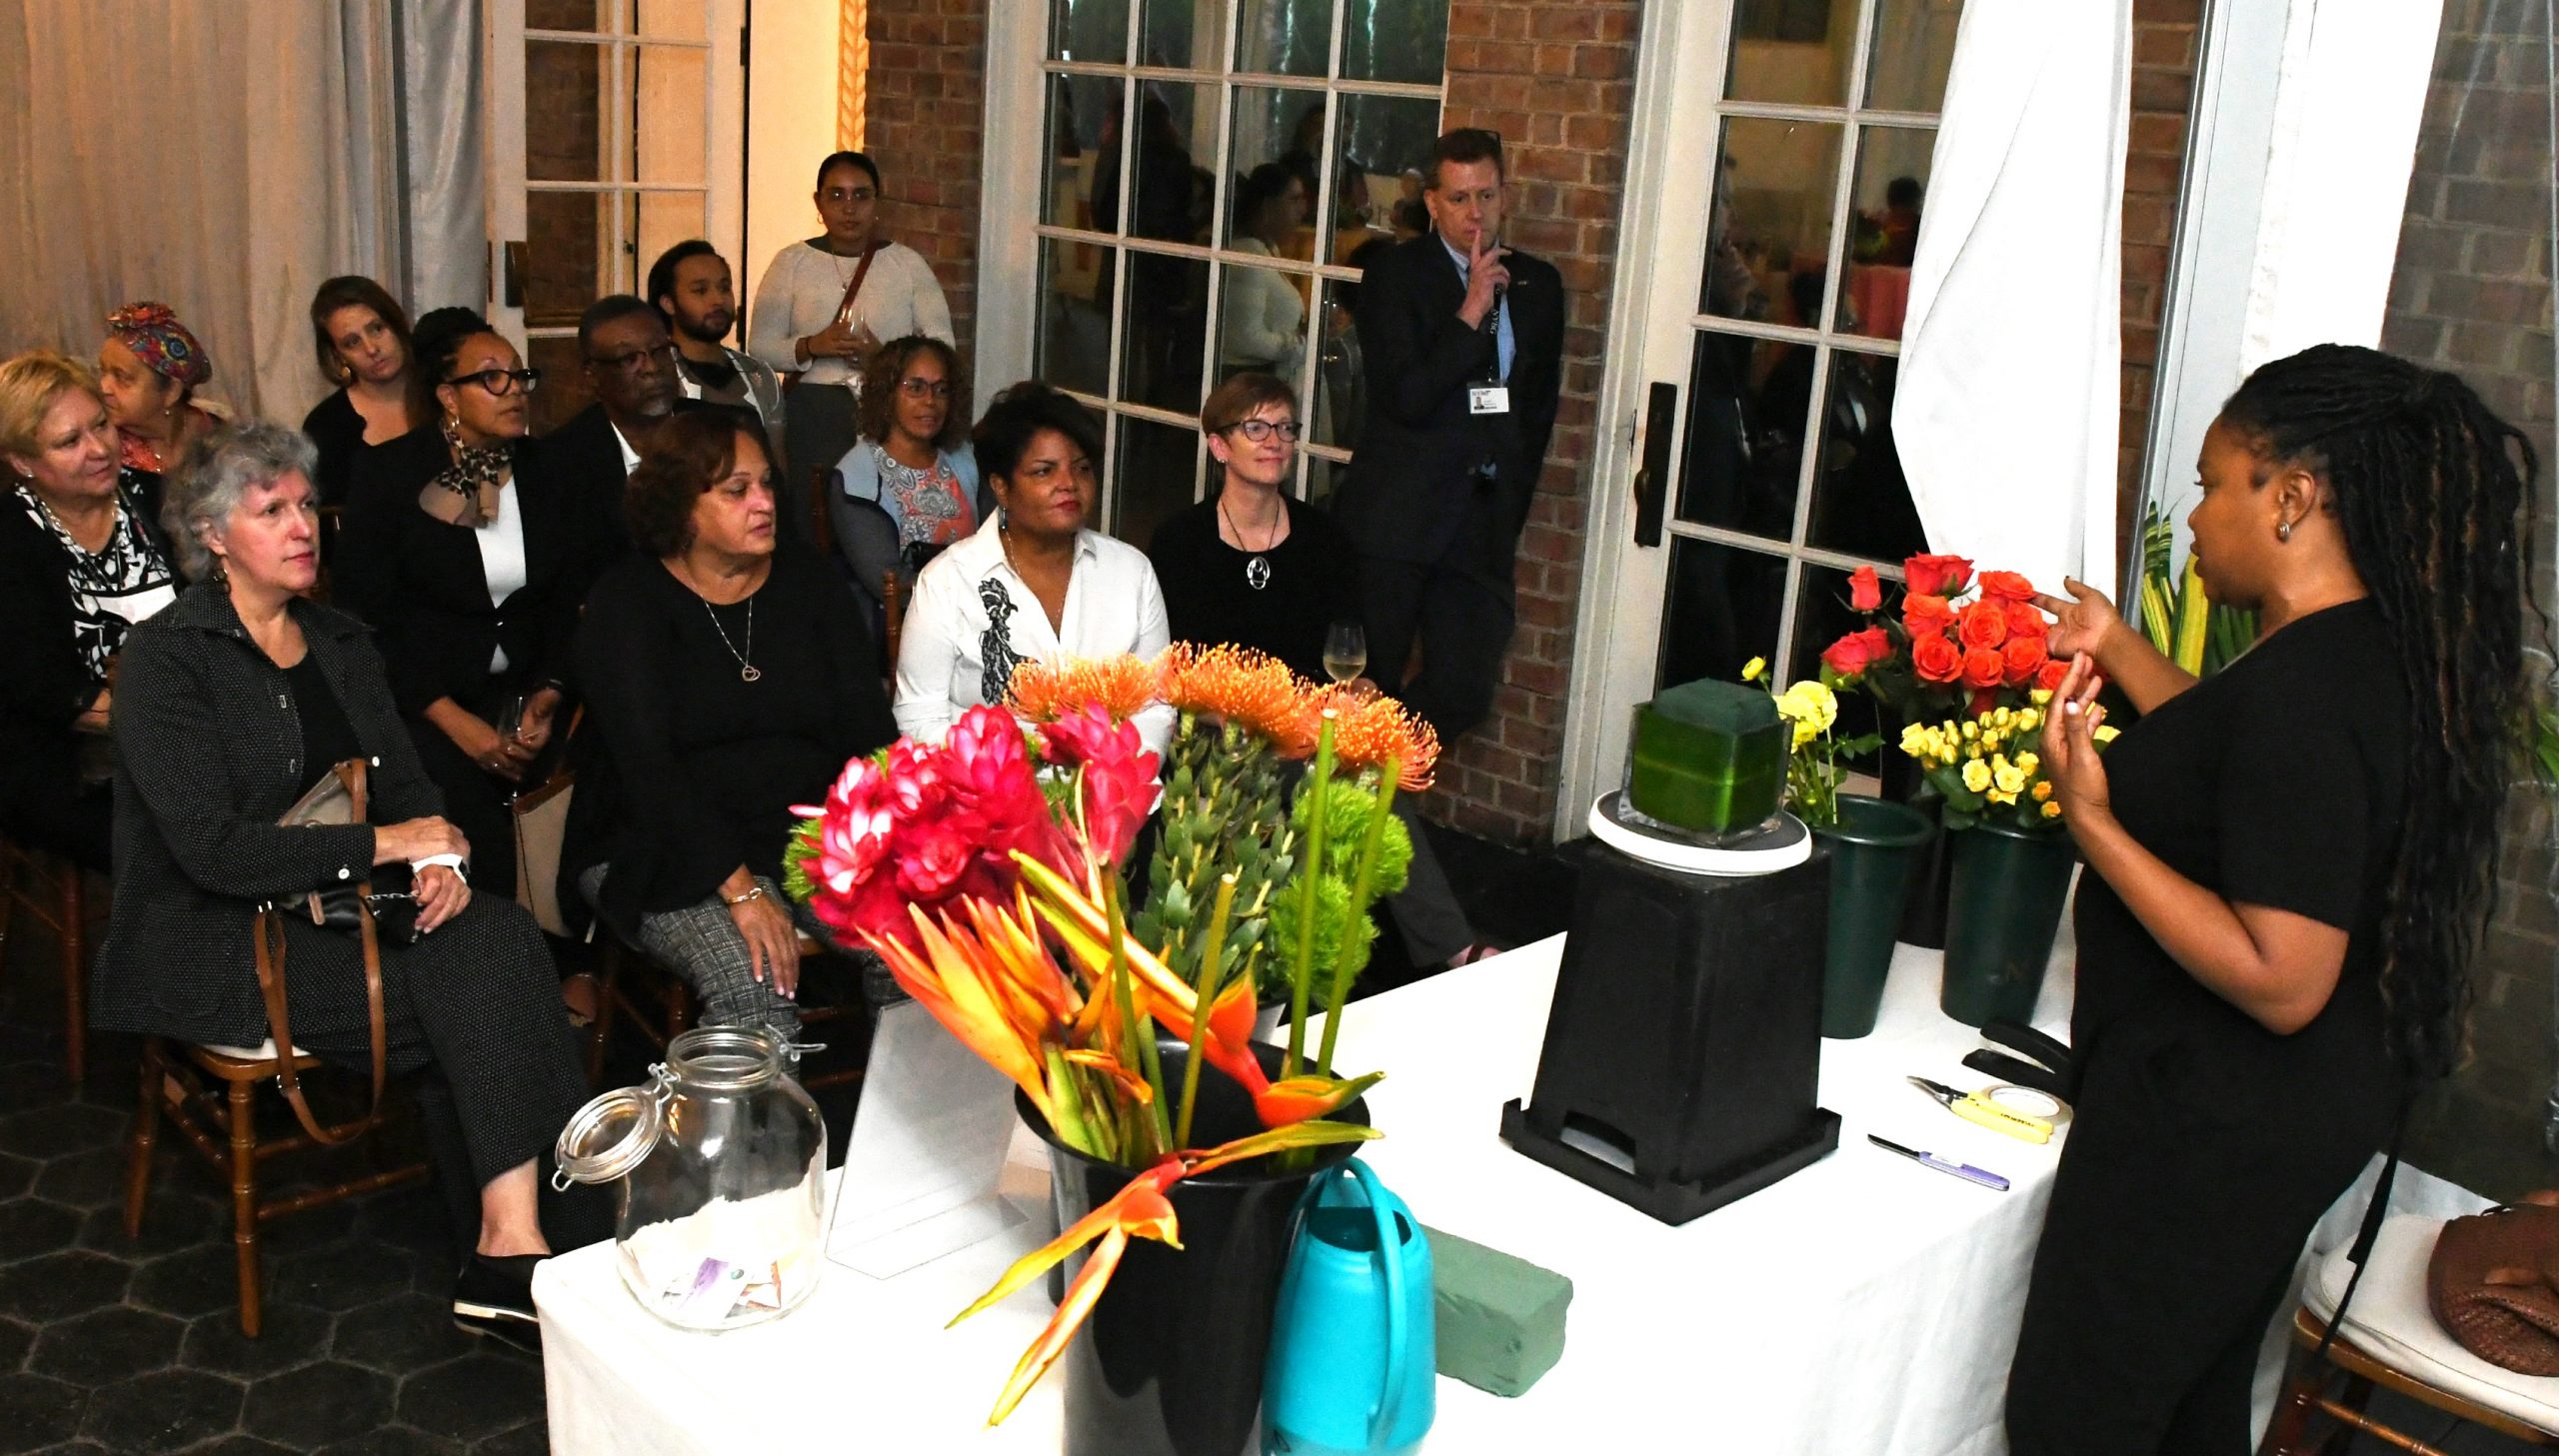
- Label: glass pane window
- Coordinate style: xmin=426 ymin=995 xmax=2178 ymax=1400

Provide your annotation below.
xmin=1042 ymin=0 xmax=1445 ymax=543
xmin=1667 ymin=0 xmax=1963 ymax=692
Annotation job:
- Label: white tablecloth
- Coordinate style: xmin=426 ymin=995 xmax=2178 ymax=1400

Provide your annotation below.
xmin=538 ymin=921 xmax=2083 ymax=1455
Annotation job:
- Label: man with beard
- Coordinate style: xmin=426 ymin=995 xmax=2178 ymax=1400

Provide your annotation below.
xmin=541 ymin=295 xmax=704 ymax=562
xmin=647 ymin=240 xmax=785 ymax=450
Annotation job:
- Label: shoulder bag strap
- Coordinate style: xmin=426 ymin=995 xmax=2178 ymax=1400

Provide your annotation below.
xmin=254 ymin=758 xmax=390 ymax=1146
xmin=834 ymin=240 xmax=884 ymax=327
xmin=2309 ymin=1090 xmax=2414 ymax=1368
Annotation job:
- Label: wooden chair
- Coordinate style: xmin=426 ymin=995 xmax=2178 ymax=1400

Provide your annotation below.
xmin=122 ymin=1034 xmax=429 ymax=1335
xmin=0 ymin=831 xmax=95 ymax=1085
xmin=2262 ymin=1305 xmax=2559 ymax=1454
xmin=883 ymin=569 xmax=906 ymax=675
xmin=587 ymin=931 xmax=868 ymax=1092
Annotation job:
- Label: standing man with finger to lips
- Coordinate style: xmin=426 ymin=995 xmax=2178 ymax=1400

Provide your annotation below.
xmin=1330 ymin=128 xmax=1564 ymax=745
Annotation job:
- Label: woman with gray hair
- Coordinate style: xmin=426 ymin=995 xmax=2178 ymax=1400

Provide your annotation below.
xmin=90 ymin=421 xmax=594 ymax=1336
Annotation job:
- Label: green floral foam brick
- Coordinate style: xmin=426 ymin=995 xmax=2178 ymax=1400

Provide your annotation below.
xmin=1626 ymin=679 xmax=1785 ymax=834
xmin=1424 ymin=1223 xmax=1572 ymax=1398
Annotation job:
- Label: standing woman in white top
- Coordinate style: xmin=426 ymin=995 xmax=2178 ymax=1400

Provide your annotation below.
xmin=748 ymin=151 xmax=956 ymax=511
xmin=894 ymin=382 xmax=1173 ymax=755
xmin=336 ymin=307 xmax=596 ymax=894
xmin=1221 ymin=162 xmax=1309 ymax=380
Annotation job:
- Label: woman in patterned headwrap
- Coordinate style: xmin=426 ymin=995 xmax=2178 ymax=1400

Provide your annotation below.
xmin=99 ymin=302 xmax=220 ymax=477
xmin=336 ymin=307 xmax=596 ymax=897
xmin=0 ymin=351 xmax=180 ymax=869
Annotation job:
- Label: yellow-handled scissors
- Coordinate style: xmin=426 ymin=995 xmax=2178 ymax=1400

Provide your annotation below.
xmin=1908 ymin=1076 xmax=2053 ymax=1144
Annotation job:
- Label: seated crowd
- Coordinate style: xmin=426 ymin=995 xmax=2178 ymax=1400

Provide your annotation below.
xmin=0 ymin=146 xmax=1481 ymax=1343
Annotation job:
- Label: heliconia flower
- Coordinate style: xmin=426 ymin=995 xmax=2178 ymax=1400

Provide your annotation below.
xmin=1006 ymin=653 xmax=1166 ymax=726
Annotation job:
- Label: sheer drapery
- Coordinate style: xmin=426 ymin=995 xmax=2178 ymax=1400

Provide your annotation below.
xmin=0 ymin=1 xmax=401 ymax=421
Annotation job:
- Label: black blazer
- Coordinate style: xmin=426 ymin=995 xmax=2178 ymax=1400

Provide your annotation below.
xmin=90 ymin=584 xmax=442 ymax=1047
xmin=0 ymin=473 xmax=172 ymax=832
xmin=1330 ymin=231 xmax=1564 ymax=570
xmin=336 ymin=429 xmax=593 ymax=720
xmin=542 ymin=398 xmax=744 ymax=565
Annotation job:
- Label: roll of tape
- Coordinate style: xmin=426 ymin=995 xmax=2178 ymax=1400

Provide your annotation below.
xmin=1986 ymin=1083 xmax=2068 ymax=1125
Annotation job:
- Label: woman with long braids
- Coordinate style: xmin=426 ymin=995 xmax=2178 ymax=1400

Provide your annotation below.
xmin=2003 ymin=343 xmax=2536 ymax=1454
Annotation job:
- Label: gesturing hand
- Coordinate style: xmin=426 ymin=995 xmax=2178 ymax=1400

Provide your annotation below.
xmin=1458 ymin=231 xmax=1512 ymax=330
xmin=2031 ymin=578 xmax=2125 ymax=663
xmin=2036 ymin=653 xmax=2113 ymax=826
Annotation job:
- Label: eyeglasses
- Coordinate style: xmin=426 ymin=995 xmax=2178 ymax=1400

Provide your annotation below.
xmin=898 ymin=377 xmax=953 ymax=400
xmin=1224 ymin=419 xmax=1301 ymax=443
xmin=589 ymin=342 xmax=676 ymax=374
xmin=452 ymin=367 xmax=542 ymax=396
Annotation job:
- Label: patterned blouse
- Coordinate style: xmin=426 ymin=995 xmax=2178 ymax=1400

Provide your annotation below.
xmin=876 ymin=447 xmax=975 ymax=550
xmin=12 ymin=472 xmax=179 ymax=686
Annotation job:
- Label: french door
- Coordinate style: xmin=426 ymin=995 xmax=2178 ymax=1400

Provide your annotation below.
xmin=485 ymin=0 xmax=746 ymax=432
xmin=1558 ymin=0 xmax=1963 ymax=832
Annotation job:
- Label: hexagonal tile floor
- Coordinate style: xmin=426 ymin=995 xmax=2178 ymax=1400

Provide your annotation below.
xmin=0 ymin=916 xmax=879 ymax=1456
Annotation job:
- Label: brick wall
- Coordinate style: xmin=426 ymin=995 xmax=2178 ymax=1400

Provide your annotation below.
xmin=2380 ymin=0 xmax=2558 ymax=1195
xmin=1422 ymin=1 xmax=1640 ymax=844
xmin=862 ymin=0 xmax=987 ymax=353
xmin=2119 ymin=0 xmax=2202 ymax=542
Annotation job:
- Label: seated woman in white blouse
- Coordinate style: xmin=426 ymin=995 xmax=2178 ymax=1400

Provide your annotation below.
xmin=894 ymin=383 xmax=1172 ymax=754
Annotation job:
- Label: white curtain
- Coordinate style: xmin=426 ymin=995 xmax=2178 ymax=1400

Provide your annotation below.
xmin=1893 ymin=0 xmax=2132 ymax=600
xmin=398 ymin=0 xmax=488 ymax=316
xmin=0 ymin=1 xmax=402 ymax=422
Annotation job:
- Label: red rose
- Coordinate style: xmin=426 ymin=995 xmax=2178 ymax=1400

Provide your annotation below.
xmin=2002 ymin=636 xmax=2049 ymax=686
xmin=1960 ymin=647 xmax=2006 ymax=690
xmin=2035 ymin=658 xmax=2071 ymax=693
xmin=2005 ymin=601 xmax=2049 ymax=640
xmin=1903 ymin=594 xmax=1958 ymax=639
xmin=1955 ymin=602 xmax=2009 ymax=650
xmin=1977 ymin=570 xmax=2036 ymax=603
xmin=1821 ymin=626 xmax=1892 ymax=680
xmin=1848 ymin=565 xmax=1882 ymax=613
xmin=1903 ymin=554 xmax=1974 ymax=598
xmin=1911 ymin=634 xmax=1964 ymax=684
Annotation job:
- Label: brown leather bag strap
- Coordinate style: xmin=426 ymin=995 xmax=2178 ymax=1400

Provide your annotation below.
xmin=254 ymin=758 xmax=389 ymax=1147
xmin=834 ymin=240 xmax=882 ymax=326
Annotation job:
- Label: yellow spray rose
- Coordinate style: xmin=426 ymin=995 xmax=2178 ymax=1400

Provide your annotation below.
xmin=1961 ymin=759 xmax=1992 ymax=793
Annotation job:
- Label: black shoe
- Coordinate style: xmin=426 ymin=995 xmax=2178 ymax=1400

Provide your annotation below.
xmin=454 ymin=1252 xmax=544 ymax=1340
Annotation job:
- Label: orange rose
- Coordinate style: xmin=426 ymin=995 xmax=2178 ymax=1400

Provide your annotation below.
xmin=1977 ymin=571 xmax=2036 ymax=603
xmin=1960 ymin=647 xmax=2006 ymax=690
xmin=1956 ymin=602 xmax=2009 ymax=650
xmin=1903 ymin=594 xmax=1958 ymax=639
xmin=1849 ymin=565 xmax=1882 ymax=614
xmin=2035 ymin=658 xmax=2071 ymax=693
xmin=2002 ymin=636 xmax=2048 ymax=686
xmin=1903 ymin=554 xmax=1973 ymax=598
xmin=2005 ymin=601 xmax=2049 ymax=640
xmin=1911 ymin=634 xmax=1964 ymax=684
xmin=1822 ymin=626 xmax=1892 ymax=680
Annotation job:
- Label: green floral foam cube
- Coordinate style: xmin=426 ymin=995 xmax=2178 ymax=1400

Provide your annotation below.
xmin=1626 ymin=680 xmax=1786 ymax=836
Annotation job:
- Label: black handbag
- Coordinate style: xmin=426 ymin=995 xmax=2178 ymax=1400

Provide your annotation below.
xmin=273 ymin=760 xmax=424 ymax=945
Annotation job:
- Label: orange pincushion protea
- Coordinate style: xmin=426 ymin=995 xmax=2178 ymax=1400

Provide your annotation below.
xmin=1308 ymin=687 xmax=1440 ymax=791
xmin=1005 ymin=653 xmax=1165 ymax=726
xmin=1158 ymin=644 xmax=1313 ymax=745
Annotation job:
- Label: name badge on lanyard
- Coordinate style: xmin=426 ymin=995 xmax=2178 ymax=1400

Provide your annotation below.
xmin=1468 ymin=386 xmax=1511 ymax=415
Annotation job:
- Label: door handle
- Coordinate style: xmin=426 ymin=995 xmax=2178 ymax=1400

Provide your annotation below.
xmin=1632 ymin=381 xmax=1676 ymax=549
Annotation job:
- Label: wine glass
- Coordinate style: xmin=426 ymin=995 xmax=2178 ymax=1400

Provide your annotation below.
xmin=1323 ymin=622 xmax=1367 ymax=686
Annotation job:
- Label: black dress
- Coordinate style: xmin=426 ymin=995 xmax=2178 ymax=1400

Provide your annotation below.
xmin=562 ymin=542 xmax=898 ymax=938
xmin=1147 ymin=493 xmax=1361 ymax=683
xmin=300 ymin=390 xmax=368 ymax=509
xmin=336 ymin=429 xmax=595 ymax=891
xmin=2006 ymin=600 xmax=2407 ymax=1456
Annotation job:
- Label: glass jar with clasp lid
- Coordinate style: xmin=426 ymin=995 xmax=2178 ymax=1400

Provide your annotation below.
xmin=555 ymin=1025 xmax=828 ymax=1331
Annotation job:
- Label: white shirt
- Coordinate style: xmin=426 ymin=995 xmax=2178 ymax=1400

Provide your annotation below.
xmin=474 ymin=481 xmax=529 ymax=673
xmin=745 ymin=240 xmax=955 ymax=389
xmin=612 ymin=423 xmax=640 ymax=477
xmin=893 ymin=512 xmax=1173 ymax=754
xmin=1220 ymin=237 xmax=1306 ymax=374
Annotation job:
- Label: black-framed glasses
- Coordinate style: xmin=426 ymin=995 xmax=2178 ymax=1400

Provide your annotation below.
xmin=1225 ymin=419 xmax=1302 ymax=443
xmin=897 ymin=377 xmax=954 ymax=400
xmin=452 ymin=367 xmax=542 ymax=396
xmin=588 ymin=342 xmax=676 ymax=374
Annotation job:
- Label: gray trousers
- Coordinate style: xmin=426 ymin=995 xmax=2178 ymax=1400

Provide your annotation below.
xmin=580 ymin=867 xmax=828 ymax=1041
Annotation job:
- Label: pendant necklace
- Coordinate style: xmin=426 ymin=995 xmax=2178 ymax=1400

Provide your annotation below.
xmin=700 ymin=595 xmax=761 ymax=682
xmin=1221 ymin=496 xmax=1280 ymax=592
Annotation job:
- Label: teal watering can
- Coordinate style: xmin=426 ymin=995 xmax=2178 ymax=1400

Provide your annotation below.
xmin=1262 ymin=1158 xmax=1434 ymax=1455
